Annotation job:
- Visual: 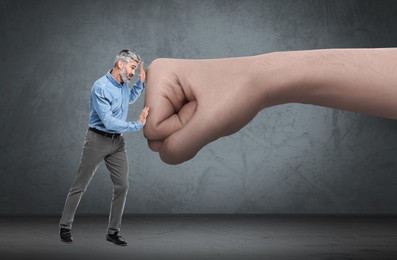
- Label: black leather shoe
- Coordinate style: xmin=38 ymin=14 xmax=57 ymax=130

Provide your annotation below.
xmin=60 ymin=228 xmax=73 ymax=243
xmin=106 ymin=232 xmax=127 ymax=246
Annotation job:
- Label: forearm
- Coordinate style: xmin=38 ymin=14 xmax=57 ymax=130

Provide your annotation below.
xmin=130 ymin=80 xmax=145 ymax=104
xmin=101 ymin=114 xmax=143 ymax=132
xmin=255 ymin=48 xmax=397 ymax=119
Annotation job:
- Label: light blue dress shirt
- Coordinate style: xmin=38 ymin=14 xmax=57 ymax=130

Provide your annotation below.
xmin=88 ymin=70 xmax=145 ymax=133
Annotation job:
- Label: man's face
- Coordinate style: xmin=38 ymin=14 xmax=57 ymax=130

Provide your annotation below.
xmin=119 ymin=60 xmax=138 ymax=84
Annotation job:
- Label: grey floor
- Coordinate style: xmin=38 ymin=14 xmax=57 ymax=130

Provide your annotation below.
xmin=1 ymin=215 xmax=397 ymax=260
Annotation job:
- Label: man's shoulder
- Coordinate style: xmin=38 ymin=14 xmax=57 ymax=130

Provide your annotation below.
xmin=92 ymin=74 xmax=111 ymax=91
xmin=94 ymin=74 xmax=109 ymax=85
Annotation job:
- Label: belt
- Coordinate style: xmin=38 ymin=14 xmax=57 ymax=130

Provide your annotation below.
xmin=89 ymin=127 xmax=121 ymax=139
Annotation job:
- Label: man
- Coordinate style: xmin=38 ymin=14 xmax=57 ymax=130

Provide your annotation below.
xmin=59 ymin=49 xmax=149 ymax=246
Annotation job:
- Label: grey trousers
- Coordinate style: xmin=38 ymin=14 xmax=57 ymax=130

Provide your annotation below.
xmin=59 ymin=129 xmax=129 ymax=234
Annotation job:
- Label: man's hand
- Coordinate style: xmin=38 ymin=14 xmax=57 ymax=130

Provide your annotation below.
xmin=139 ymin=61 xmax=146 ymax=82
xmin=138 ymin=106 xmax=150 ymax=125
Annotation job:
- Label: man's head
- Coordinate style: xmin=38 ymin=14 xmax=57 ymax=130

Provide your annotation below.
xmin=114 ymin=49 xmax=141 ymax=84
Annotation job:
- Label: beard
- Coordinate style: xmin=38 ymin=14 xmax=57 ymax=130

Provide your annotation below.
xmin=119 ymin=67 xmax=131 ymax=84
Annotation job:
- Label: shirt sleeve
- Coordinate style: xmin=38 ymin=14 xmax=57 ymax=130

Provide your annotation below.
xmin=129 ymin=80 xmax=145 ymax=104
xmin=92 ymin=86 xmax=143 ymax=132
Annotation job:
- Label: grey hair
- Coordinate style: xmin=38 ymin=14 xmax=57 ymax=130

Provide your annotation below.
xmin=114 ymin=49 xmax=141 ymax=67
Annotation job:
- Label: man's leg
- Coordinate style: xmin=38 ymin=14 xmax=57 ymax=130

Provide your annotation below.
xmin=104 ymin=136 xmax=129 ymax=245
xmin=59 ymin=130 xmax=106 ymax=230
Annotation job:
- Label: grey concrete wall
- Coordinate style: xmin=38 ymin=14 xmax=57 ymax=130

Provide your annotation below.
xmin=1 ymin=0 xmax=397 ymax=215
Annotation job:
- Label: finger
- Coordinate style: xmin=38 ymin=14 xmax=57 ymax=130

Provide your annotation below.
xmin=144 ymin=92 xmax=174 ymax=134
xmin=155 ymin=98 xmax=260 ymax=164
xmin=145 ymin=100 xmax=196 ymax=143
xmin=157 ymin=108 xmax=215 ymax=164
xmin=144 ymin=60 xmax=186 ymax=140
xmin=144 ymin=99 xmax=177 ymax=140
xmin=146 ymin=114 xmax=184 ymax=140
xmin=147 ymin=139 xmax=163 ymax=152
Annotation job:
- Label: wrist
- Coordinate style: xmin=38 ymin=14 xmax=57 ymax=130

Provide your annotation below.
xmin=249 ymin=51 xmax=310 ymax=109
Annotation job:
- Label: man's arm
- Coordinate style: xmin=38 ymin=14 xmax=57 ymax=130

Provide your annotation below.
xmin=129 ymin=81 xmax=145 ymax=104
xmin=129 ymin=62 xmax=146 ymax=104
xmin=92 ymin=87 xmax=144 ymax=132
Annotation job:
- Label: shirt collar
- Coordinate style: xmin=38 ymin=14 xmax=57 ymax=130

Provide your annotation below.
xmin=106 ymin=69 xmax=124 ymax=88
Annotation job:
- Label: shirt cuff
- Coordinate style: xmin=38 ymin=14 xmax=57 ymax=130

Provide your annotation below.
xmin=135 ymin=80 xmax=145 ymax=88
xmin=128 ymin=121 xmax=143 ymax=132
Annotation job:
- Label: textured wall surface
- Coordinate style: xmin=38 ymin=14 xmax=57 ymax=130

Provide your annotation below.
xmin=1 ymin=0 xmax=397 ymax=215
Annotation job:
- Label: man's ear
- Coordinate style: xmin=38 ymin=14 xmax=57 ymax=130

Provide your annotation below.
xmin=117 ymin=60 xmax=124 ymax=69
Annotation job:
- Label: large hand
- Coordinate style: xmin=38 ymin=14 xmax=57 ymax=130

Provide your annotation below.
xmin=144 ymin=49 xmax=397 ymax=165
xmin=144 ymin=57 xmax=265 ymax=164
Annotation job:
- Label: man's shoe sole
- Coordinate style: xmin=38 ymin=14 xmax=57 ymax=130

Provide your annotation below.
xmin=60 ymin=238 xmax=73 ymax=243
xmin=106 ymin=237 xmax=127 ymax=246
